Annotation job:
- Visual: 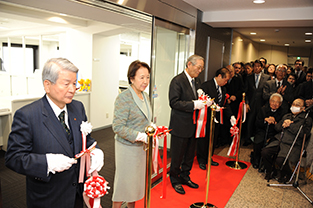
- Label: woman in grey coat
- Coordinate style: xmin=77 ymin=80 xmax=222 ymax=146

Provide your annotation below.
xmin=112 ymin=60 xmax=152 ymax=208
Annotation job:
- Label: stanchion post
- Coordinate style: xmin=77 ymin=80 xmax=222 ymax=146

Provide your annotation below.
xmin=144 ymin=126 xmax=155 ymax=208
xmin=226 ymin=93 xmax=247 ymax=170
xmin=190 ymin=104 xmax=217 ymax=208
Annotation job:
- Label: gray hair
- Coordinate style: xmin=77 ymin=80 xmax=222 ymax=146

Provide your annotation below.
xmin=42 ymin=58 xmax=79 ymax=84
xmin=186 ymin=55 xmax=204 ymax=68
xmin=276 ymin=64 xmax=287 ymax=71
xmin=270 ymin=93 xmax=283 ymax=103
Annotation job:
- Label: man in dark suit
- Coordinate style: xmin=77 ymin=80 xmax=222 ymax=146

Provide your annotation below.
xmin=244 ymin=60 xmax=271 ymax=146
xmin=5 ymin=58 xmax=104 ymax=208
xmin=197 ymin=68 xmax=236 ymax=169
xmin=169 ymin=55 xmax=205 ymax=195
xmin=294 ymin=59 xmax=306 ymax=86
xmin=263 ymin=64 xmax=294 ymax=113
xmin=252 ymin=93 xmax=284 ymax=169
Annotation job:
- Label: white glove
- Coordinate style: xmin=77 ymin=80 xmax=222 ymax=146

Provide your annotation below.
xmin=194 ymin=100 xmax=206 ymax=110
xmin=206 ymin=99 xmax=213 ymax=107
xmin=89 ymin=148 xmax=104 ymax=174
xmin=135 ymin=132 xmax=148 ymax=143
xmin=46 ymin=153 xmax=77 ymax=174
xmin=230 ymin=116 xmax=237 ymax=126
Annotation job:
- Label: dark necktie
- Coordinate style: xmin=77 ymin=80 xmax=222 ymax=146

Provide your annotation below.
xmin=217 ymin=86 xmax=222 ymax=105
xmin=191 ymin=79 xmax=196 ymax=97
xmin=59 ymin=111 xmax=70 ymax=135
xmin=277 ymin=81 xmax=281 ymax=89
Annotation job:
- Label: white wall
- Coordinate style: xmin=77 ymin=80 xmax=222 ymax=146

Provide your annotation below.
xmin=91 ymin=35 xmax=120 ymax=129
xmin=65 ymin=29 xmax=93 ymax=80
xmin=231 ymin=31 xmax=313 ymax=66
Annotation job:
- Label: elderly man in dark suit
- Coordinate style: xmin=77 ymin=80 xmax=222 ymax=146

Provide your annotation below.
xmin=197 ymin=68 xmax=236 ymax=169
xmin=169 ymin=55 xmax=205 ymax=195
xmin=244 ymin=60 xmax=271 ymax=146
xmin=261 ymin=98 xmax=312 ymax=182
xmin=252 ymin=93 xmax=284 ymax=169
xmin=263 ymin=64 xmax=294 ymax=112
xmin=5 ymin=58 xmax=104 ymax=208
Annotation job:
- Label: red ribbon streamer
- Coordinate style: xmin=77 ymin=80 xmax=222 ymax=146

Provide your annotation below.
xmin=227 ymin=100 xmax=245 ymax=156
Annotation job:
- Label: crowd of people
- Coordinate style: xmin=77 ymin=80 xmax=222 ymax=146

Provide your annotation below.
xmin=219 ymin=57 xmax=313 ymax=184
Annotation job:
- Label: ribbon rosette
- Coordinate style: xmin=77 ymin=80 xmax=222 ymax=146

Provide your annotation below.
xmin=77 ymin=121 xmax=93 ymax=183
xmin=83 ymin=173 xmax=110 ymax=208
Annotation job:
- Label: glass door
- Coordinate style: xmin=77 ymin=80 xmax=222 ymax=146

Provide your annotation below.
xmin=150 ymin=20 xmax=192 ymax=181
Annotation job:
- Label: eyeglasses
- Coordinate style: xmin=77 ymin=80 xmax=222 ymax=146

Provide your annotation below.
xmin=276 ymin=69 xmax=286 ymax=72
xmin=194 ymin=65 xmax=204 ymax=71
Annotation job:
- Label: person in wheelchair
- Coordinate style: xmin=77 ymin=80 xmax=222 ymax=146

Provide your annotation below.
xmin=261 ymin=98 xmax=312 ymax=182
xmin=252 ymin=93 xmax=285 ymax=170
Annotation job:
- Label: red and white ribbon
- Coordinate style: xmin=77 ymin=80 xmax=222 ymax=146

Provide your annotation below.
xmin=77 ymin=121 xmax=93 ymax=183
xmin=83 ymin=171 xmax=109 ymax=208
xmin=193 ymin=89 xmax=214 ymax=138
xmin=227 ymin=100 xmax=246 ymax=156
xmin=152 ymin=126 xmax=170 ymax=173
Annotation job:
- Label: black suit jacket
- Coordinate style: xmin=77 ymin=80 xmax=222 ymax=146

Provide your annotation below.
xmin=295 ymin=70 xmax=306 ymax=86
xmin=200 ymin=79 xmax=233 ymax=124
xmin=169 ymin=72 xmax=201 ymax=138
xmin=245 ymin=73 xmax=271 ymax=110
xmin=263 ymin=79 xmax=294 ymax=109
xmin=254 ymin=104 xmax=284 ymax=144
xmin=298 ymin=80 xmax=313 ymax=101
xmin=225 ymin=74 xmax=244 ymax=114
xmin=5 ymin=95 xmax=96 ymax=208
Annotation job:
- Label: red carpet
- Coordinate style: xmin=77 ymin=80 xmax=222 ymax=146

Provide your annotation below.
xmin=136 ymin=155 xmax=250 ymax=208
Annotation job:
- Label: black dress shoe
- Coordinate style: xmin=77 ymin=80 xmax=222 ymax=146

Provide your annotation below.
xmin=182 ymin=180 xmax=199 ymax=189
xmin=211 ymin=160 xmax=219 ymax=166
xmin=173 ymin=184 xmax=185 ymax=194
xmin=199 ymin=163 xmax=206 ymax=170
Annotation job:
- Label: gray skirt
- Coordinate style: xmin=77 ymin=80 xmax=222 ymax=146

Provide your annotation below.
xmin=112 ymin=140 xmax=146 ymax=202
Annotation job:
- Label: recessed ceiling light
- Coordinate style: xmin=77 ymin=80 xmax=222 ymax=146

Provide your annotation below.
xmin=250 ymin=32 xmax=257 ymax=35
xmin=284 ymin=44 xmax=289 ymax=46
xmin=305 ymin=32 xmax=312 ymax=36
xmin=253 ymin=0 xmax=265 ymax=4
xmin=59 ymin=13 xmax=67 ymax=16
xmin=48 ymin=17 xmax=67 ymax=24
xmin=305 ymin=40 xmax=311 ymax=43
xmin=117 ymin=0 xmax=125 ymax=4
xmin=260 ymin=39 xmax=265 ymax=42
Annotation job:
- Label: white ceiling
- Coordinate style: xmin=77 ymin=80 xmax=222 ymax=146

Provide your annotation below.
xmin=183 ymin=0 xmax=313 ymax=48
xmin=0 ymin=0 xmax=312 ymax=48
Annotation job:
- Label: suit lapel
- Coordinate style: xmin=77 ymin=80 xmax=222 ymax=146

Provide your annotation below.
xmin=181 ymin=72 xmax=197 ymax=100
xmin=129 ymin=87 xmax=152 ymax=121
xmin=41 ymin=96 xmax=73 ymax=156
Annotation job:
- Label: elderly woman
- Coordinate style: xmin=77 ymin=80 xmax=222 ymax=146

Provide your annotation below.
xmin=112 ymin=60 xmax=152 ymax=208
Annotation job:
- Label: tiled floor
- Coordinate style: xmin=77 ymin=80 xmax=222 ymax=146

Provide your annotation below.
xmin=218 ymin=145 xmax=313 ymax=208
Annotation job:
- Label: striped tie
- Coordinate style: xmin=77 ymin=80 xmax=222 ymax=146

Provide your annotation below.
xmin=59 ymin=111 xmax=70 ymax=135
xmin=217 ymin=86 xmax=222 ymax=105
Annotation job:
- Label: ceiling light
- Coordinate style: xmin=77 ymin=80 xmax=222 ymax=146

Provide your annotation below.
xmin=305 ymin=40 xmax=311 ymax=43
xmin=239 ymin=39 xmax=243 ymax=41
xmin=284 ymin=44 xmax=289 ymax=46
xmin=305 ymin=32 xmax=312 ymax=36
xmin=117 ymin=0 xmax=125 ymax=4
xmin=260 ymin=39 xmax=265 ymax=42
xmin=253 ymin=0 xmax=265 ymax=4
xmin=250 ymin=32 xmax=256 ymax=35
xmin=59 ymin=13 xmax=67 ymax=16
xmin=48 ymin=17 xmax=67 ymax=24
